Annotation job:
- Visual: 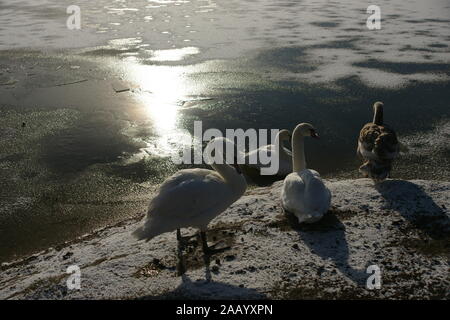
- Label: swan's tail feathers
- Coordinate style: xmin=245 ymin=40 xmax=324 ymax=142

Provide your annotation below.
xmin=132 ymin=226 xmax=153 ymax=242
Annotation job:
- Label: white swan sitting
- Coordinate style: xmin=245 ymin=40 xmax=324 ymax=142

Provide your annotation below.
xmin=133 ymin=137 xmax=247 ymax=275
xmin=281 ymin=123 xmax=331 ymax=224
xmin=242 ymin=129 xmax=292 ymax=176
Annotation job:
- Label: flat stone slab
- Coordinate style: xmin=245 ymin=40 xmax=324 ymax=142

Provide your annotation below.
xmin=0 ymin=178 xmax=448 ymax=300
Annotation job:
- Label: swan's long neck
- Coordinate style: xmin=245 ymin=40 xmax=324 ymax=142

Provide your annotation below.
xmin=292 ymin=128 xmax=306 ymax=172
xmin=206 ymin=138 xmax=247 ymax=196
xmin=275 ymin=132 xmax=286 ymax=155
xmin=373 ymin=104 xmax=383 ymax=125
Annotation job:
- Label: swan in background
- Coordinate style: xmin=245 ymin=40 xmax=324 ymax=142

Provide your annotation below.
xmin=133 ymin=137 xmax=247 ymax=275
xmin=241 ymin=129 xmax=292 ymax=176
xmin=357 ymin=101 xmax=400 ymax=182
xmin=281 ymin=123 xmax=331 ymax=224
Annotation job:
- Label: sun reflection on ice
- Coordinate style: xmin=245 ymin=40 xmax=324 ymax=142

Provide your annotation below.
xmin=131 ymin=64 xmax=185 ymax=131
xmin=123 ymin=55 xmax=202 ymax=160
xmin=148 ymin=47 xmax=200 ymax=62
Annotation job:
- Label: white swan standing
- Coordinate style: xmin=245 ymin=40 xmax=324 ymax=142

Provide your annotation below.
xmin=133 ymin=137 xmax=247 ymax=275
xmin=281 ymin=123 xmax=331 ymax=224
xmin=242 ymin=129 xmax=292 ymax=176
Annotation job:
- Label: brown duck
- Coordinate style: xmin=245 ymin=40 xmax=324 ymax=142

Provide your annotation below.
xmin=357 ymin=101 xmax=399 ymax=182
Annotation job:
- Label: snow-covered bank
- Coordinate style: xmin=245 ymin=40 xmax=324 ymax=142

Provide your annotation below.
xmin=1 ymin=179 xmax=449 ymax=300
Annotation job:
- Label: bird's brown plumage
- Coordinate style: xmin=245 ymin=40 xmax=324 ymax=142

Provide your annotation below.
xmin=357 ymin=102 xmax=399 ymax=181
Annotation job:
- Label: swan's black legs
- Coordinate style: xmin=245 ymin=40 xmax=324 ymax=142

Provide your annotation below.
xmin=176 ymin=228 xmax=184 ymax=243
xmin=200 ymin=231 xmax=230 ymax=256
xmin=176 ymin=228 xmax=186 ymax=276
xmin=200 ymin=231 xmax=209 ymax=254
xmin=177 ymin=232 xmax=199 ymax=248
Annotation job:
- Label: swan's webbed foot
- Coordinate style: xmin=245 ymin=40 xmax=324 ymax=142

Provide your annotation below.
xmin=204 ymin=245 xmax=231 ymax=256
xmin=200 ymin=231 xmax=230 ymax=256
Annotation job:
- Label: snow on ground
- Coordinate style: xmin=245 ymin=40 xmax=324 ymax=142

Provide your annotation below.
xmin=0 ymin=178 xmax=449 ymax=300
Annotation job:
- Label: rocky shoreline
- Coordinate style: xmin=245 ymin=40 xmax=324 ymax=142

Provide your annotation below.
xmin=1 ymin=178 xmax=449 ymax=300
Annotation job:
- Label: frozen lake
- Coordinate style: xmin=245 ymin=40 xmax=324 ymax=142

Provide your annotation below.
xmin=0 ymin=0 xmax=449 ymax=262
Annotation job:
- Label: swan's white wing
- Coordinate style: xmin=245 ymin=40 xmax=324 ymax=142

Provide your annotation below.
xmin=282 ymin=170 xmax=331 ymax=223
xmin=281 ymin=172 xmax=306 ymax=214
xmin=155 ymin=168 xmax=214 ymax=198
xmin=153 ymin=169 xmax=225 ymax=212
xmin=134 ymin=169 xmax=229 ymax=239
xmin=244 ymin=145 xmax=292 ymax=176
xmin=304 ymin=176 xmax=331 ymax=216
